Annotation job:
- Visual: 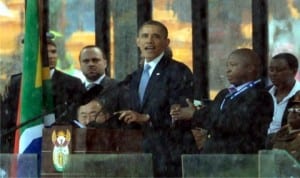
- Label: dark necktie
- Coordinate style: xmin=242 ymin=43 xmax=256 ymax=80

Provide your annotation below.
xmin=138 ymin=64 xmax=151 ymax=103
xmin=86 ymin=83 xmax=97 ymax=90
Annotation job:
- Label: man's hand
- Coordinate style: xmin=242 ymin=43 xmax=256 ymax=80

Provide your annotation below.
xmin=170 ymin=98 xmax=196 ymax=120
xmin=115 ymin=110 xmax=150 ymax=124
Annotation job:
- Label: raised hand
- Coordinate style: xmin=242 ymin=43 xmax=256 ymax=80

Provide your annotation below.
xmin=170 ymin=98 xmax=196 ymax=120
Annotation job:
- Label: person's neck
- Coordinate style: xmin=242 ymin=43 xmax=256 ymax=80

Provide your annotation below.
xmin=86 ymin=74 xmax=105 ymax=83
xmin=276 ymin=80 xmax=295 ymax=95
xmin=274 ymin=80 xmax=295 ymax=103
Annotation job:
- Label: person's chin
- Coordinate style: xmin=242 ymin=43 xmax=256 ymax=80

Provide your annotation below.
xmin=227 ymin=78 xmax=234 ymax=84
xmin=87 ymin=73 xmax=100 ymax=80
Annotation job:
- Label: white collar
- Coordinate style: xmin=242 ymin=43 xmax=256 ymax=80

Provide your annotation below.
xmin=84 ymin=74 xmax=105 ymax=89
xmin=143 ymin=52 xmax=164 ymax=76
xmin=50 ymin=68 xmax=55 ymax=78
xmin=269 ymin=80 xmax=300 ymax=103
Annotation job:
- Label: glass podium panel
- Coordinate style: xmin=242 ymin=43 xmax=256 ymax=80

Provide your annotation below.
xmin=63 ymin=153 xmax=153 ymax=178
xmin=0 ymin=154 xmax=38 ymax=178
xmin=182 ymin=154 xmax=258 ymax=177
xmin=259 ymin=149 xmax=300 ymax=177
xmin=182 ymin=150 xmax=300 ymax=178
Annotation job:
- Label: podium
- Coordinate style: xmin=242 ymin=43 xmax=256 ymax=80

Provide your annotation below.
xmin=41 ymin=125 xmax=147 ymax=178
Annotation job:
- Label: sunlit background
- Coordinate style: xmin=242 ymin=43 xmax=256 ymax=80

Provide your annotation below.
xmin=1 ymin=0 xmax=300 ymax=98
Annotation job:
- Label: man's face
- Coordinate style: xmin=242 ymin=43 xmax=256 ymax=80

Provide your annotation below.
xmin=79 ymin=47 xmax=107 ymax=81
xmin=136 ymin=24 xmax=170 ymax=62
xmin=78 ymin=100 xmax=103 ymax=125
xmin=47 ymin=44 xmax=57 ymax=69
xmin=268 ymin=58 xmax=296 ymax=87
xmin=226 ymin=55 xmax=250 ymax=86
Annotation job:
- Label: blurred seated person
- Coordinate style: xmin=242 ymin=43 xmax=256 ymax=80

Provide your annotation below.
xmin=75 ymin=98 xmax=122 ymax=129
xmin=273 ymin=91 xmax=300 ymax=161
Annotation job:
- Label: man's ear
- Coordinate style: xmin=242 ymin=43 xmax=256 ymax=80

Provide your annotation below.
xmin=292 ymin=68 xmax=298 ymax=76
xmin=136 ymin=37 xmax=140 ymax=47
xmin=104 ymin=59 xmax=107 ymax=69
xmin=165 ymin=38 xmax=170 ymax=47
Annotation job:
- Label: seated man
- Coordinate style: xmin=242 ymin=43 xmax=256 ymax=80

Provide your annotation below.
xmin=273 ymin=91 xmax=300 ymax=161
xmin=75 ymin=98 xmax=121 ymax=129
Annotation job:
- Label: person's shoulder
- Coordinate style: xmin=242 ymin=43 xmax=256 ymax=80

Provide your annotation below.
xmin=11 ymin=72 xmax=22 ymax=78
xmin=164 ymin=57 xmax=192 ymax=73
xmin=294 ymin=80 xmax=300 ymax=89
xmin=245 ymin=85 xmax=273 ymax=104
xmin=10 ymin=73 xmax=22 ymax=82
xmin=215 ymin=88 xmax=229 ymax=98
xmin=104 ymin=76 xmax=118 ymax=84
xmin=54 ymin=69 xmax=82 ymax=83
xmin=250 ymin=84 xmax=272 ymax=96
xmin=7 ymin=73 xmax=22 ymax=87
xmin=102 ymin=76 xmax=119 ymax=89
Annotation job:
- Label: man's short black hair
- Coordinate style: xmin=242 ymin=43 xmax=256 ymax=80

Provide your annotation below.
xmin=272 ymin=53 xmax=299 ymax=71
xmin=139 ymin=20 xmax=169 ymax=38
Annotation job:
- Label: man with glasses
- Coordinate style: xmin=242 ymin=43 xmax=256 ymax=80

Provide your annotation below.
xmin=75 ymin=98 xmax=121 ymax=129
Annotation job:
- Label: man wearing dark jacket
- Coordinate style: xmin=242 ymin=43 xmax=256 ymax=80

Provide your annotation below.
xmin=171 ymin=48 xmax=274 ymax=154
xmin=116 ymin=20 xmax=198 ymax=177
xmin=0 ymin=39 xmax=83 ymax=152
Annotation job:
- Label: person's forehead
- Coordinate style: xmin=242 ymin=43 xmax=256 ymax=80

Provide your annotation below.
xmin=229 ymin=54 xmax=252 ymax=64
xmin=78 ymin=105 xmax=88 ymax=113
xmin=227 ymin=55 xmax=244 ymax=63
xmin=47 ymin=44 xmax=56 ymax=49
xmin=270 ymin=58 xmax=289 ymax=66
xmin=86 ymin=101 xmax=101 ymax=109
xmin=81 ymin=48 xmax=103 ymax=58
xmin=140 ymin=25 xmax=164 ymax=34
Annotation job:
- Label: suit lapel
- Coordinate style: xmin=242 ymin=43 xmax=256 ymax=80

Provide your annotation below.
xmin=100 ymin=76 xmax=109 ymax=93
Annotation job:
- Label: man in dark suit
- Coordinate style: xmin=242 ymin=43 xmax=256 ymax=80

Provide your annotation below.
xmin=171 ymin=48 xmax=274 ymax=154
xmin=116 ymin=20 xmax=197 ymax=177
xmin=78 ymin=45 xmax=117 ymax=103
xmin=47 ymin=39 xmax=84 ymax=124
xmin=0 ymin=39 xmax=83 ymax=152
xmin=0 ymin=73 xmax=21 ymax=153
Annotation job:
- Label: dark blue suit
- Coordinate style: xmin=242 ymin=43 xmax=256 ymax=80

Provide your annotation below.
xmin=121 ymin=55 xmax=197 ymax=177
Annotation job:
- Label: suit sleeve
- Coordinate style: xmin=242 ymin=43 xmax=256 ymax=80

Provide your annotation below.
xmin=194 ymin=89 xmax=273 ymax=139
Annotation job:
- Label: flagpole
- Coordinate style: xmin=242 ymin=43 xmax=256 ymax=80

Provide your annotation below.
xmin=39 ymin=0 xmax=54 ymax=112
xmin=39 ymin=0 xmax=49 ymax=69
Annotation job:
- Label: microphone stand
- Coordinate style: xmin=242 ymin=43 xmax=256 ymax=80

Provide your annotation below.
xmin=0 ymin=108 xmax=56 ymax=138
xmin=0 ymin=102 xmax=77 ymax=138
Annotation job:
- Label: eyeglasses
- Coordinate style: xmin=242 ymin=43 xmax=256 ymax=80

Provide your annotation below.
xmin=288 ymin=108 xmax=300 ymax=113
